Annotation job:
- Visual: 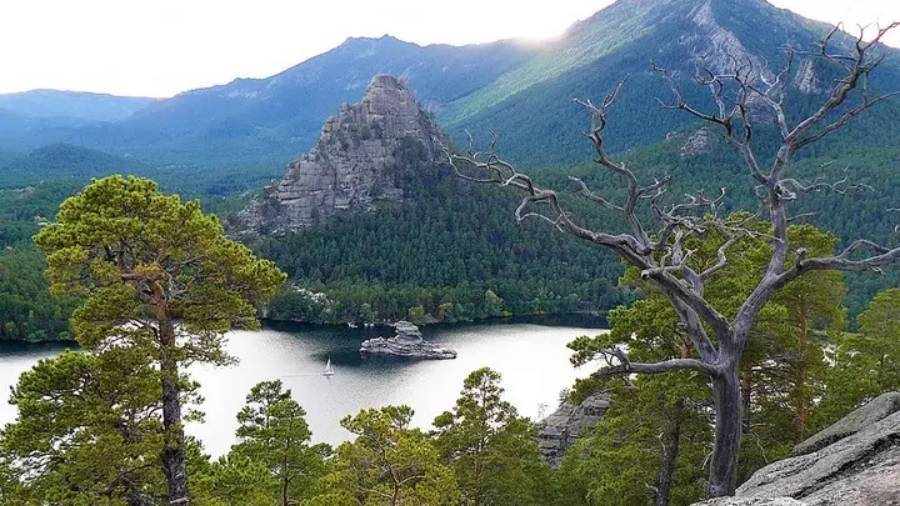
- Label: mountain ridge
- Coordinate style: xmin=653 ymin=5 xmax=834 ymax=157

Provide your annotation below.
xmin=0 ymin=89 xmax=158 ymax=122
xmin=1 ymin=0 xmax=898 ymax=171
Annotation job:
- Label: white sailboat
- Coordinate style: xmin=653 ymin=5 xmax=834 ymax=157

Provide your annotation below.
xmin=322 ymin=356 xmax=335 ymax=377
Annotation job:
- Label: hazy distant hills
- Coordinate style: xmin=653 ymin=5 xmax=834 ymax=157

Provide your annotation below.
xmin=1 ymin=0 xmax=899 ymax=173
xmin=0 ymin=35 xmax=536 ymax=165
xmin=0 ymin=143 xmax=148 ymax=188
xmin=0 ymin=89 xmax=157 ymax=122
xmin=125 ymin=35 xmax=535 ymax=147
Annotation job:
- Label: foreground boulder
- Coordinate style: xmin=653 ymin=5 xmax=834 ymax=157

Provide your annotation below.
xmin=360 ymin=321 xmax=457 ymax=360
xmin=538 ymin=393 xmax=610 ymax=467
xmin=695 ymin=392 xmax=900 ymax=505
xmin=791 ymin=392 xmax=900 ymax=457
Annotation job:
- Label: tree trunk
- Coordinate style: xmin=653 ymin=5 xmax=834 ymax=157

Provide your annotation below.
xmin=795 ymin=306 xmax=809 ymax=439
xmin=654 ymin=400 xmax=684 ymax=506
xmin=159 ymin=315 xmax=190 ymax=505
xmin=708 ymin=367 xmax=742 ymax=497
xmin=740 ymin=370 xmax=752 ymax=434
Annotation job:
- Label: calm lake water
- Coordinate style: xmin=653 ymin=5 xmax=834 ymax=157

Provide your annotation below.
xmin=0 ymin=318 xmax=605 ymax=456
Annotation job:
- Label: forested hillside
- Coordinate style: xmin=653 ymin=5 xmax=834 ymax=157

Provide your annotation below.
xmin=253 ymin=173 xmax=626 ymax=325
xmin=0 ymin=183 xmax=79 ymax=341
xmin=2 ymin=123 xmax=896 ymax=339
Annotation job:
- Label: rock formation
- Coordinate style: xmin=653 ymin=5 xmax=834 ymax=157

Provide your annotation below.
xmin=538 ymin=393 xmax=610 ymax=467
xmin=236 ymin=75 xmax=442 ymax=234
xmin=680 ymin=127 xmax=714 ymax=158
xmin=694 ymin=392 xmax=900 ymax=505
xmin=360 ymin=321 xmax=457 ymax=360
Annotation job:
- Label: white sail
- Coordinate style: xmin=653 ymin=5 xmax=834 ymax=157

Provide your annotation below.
xmin=323 ymin=357 xmax=335 ymax=376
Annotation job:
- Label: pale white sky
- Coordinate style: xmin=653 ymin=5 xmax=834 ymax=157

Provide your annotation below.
xmin=0 ymin=0 xmax=897 ymax=98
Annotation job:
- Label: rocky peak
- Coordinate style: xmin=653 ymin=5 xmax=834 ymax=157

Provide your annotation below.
xmin=235 ymin=74 xmax=442 ymax=235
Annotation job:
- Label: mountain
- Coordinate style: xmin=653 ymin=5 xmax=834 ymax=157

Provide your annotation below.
xmin=0 ymin=89 xmax=157 ymax=122
xmin=120 ymin=35 xmax=533 ymax=163
xmin=235 ymin=75 xmax=444 ymax=234
xmin=444 ymin=0 xmax=900 ymax=166
xmin=2 ymin=0 xmax=897 ymax=172
xmin=0 ymin=36 xmax=534 ymax=164
xmin=233 ymin=73 xmax=623 ymax=325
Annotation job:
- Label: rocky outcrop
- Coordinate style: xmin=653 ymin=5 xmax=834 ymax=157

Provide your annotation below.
xmin=699 ymin=499 xmax=804 ymax=506
xmin=694 ymin=392 xmax=900 ymax=506
xmin=538 ymin=393 xmax=610 ymax=467
xmin=689 ymin=0 xmax=770 ymax=79
xmin=236 ymin=75 xmax=442 ymax=234
xmin=793 ymin=392 xmax=900 ymax=457
xmin=360 ymin=321 xmax=457 ymax=360
xmin=792 ymin=60 xmax=822 ymax=95
xmin=680 ymin=127 xmax=714 ymax=158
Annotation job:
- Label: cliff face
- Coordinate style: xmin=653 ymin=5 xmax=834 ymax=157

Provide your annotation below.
xmin=236 ymin=75 xmax=442 ymax=234
xmin=538 ymin=393 xmax=610 ymax=467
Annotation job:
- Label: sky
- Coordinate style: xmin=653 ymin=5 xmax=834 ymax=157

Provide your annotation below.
xmin=0 ymin=0 xmax=897 ymax=98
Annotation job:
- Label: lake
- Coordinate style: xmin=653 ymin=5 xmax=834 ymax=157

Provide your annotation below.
xmin=0 ymin=318 xmax=605 ymax=456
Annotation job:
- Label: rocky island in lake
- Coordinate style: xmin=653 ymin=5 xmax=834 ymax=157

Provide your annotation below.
xmin=360 ymin=321 xmax=457 ymax=360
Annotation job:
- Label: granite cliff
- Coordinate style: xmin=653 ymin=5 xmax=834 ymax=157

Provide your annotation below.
xmin=538 ymin=393 xmax=610 ymax=467
xmin=236 ymin=75 xmax=443 ymax=234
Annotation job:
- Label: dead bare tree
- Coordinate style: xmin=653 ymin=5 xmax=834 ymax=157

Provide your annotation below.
xmin=443 ymin=23 xmax=900 ymax=497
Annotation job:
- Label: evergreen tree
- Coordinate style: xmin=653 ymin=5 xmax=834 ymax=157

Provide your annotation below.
xmin=193 ymin=454 xmax=279 ymax=506
xmin=432 ymin=368 xmax=548 ymax=505
xmin=814 ymin=288 xmax=900 ymax=429
xmin=308 ymin=406 xmax=460 ymax=506
xmin=562 ymin=297 xmax=710 ymax=506
xmin=33 ymin=175 xmax=286 ymax=503
xmin=0 ymin=349 xmax=171 ymax=504
xmin=231 ymin=380 xmax=330 ymax=506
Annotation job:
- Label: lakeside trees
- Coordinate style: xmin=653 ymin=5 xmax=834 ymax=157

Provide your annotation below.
xmin=446 ymin=24 xmax=900 ymax=495
xmin=432 ymin=368 xmax=549 ymax=505
xmin=31 ymin=175 xmax=286 ymax=504
xmin=231 ymin=380 xmax=330 ymax=505
xmin=1 ymin=314 xmax=897 ymax=505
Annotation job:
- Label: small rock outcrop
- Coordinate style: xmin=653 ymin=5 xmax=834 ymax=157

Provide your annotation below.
xmin=360 ymin=321 xmax=457 ymax=360
xmin=538 ymin=393 xmax=610 ymax=467
xmin=680 ymin=127 xmax=714 ymax=158
xmin=694 ymin=392 xmax=900 ymax=506
xmin=793 ymin=60 xmax=822 ymax=95
xmin=236 ymin=75 xmax=442 ymax=234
